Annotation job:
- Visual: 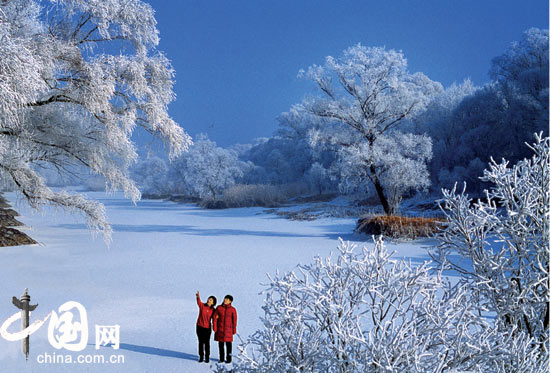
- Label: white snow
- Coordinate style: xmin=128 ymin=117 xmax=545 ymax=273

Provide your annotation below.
xmin=0 ymin=192 xmax=436 ymax=372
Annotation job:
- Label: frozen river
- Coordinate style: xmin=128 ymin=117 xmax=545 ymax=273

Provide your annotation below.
xmin=0 ymin=192 xmax=434 ymax=372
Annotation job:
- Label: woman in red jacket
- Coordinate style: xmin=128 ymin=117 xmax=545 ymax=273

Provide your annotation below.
xmin=213 ymin=294 xmax=237 ymax=364
xmin=196 ymin=291 xmax=216 ymax=363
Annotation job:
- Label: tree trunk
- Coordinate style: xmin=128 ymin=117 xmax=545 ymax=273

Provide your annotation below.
xmin=370 ymin=165 xmax=392 ymax=215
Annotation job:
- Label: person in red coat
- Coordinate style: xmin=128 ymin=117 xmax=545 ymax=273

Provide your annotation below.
xmin=213 ymin=294 xmax=237 ymax=363
xmin=196 ymin=291 xmax=217 ymax=363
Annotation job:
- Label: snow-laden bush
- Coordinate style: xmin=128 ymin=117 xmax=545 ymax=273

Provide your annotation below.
xmin=211 ymin=184 xmax=289 ymax=208
xmin=201 ymin=182 xmax=310 ymax=208
xmin=432 ymin=133 xmax=549 ymax=356
xmin=238 ymin=238 xmax=544 ymax=372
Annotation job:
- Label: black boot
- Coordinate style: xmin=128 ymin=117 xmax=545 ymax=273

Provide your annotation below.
xmin=198 ymin=356 xmax=204 ymax=363
xmin=205 ymin=357 xmax=210 ymax=363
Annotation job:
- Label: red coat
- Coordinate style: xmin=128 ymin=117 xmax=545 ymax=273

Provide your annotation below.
xmin=213 ymin=304 xmax=237 ymax=342
xmin=196 ymin=295 xmax=214 ymax=329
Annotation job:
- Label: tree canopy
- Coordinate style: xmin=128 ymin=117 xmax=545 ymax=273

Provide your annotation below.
xmin=300 ymin=44 xmax=442 ymax=214
xmin=0 ymin=0 xmax=191 ymax=240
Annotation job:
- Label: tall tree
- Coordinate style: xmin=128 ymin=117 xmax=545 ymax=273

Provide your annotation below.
xmin=0 ymin=0 xmax=191 ymax=240
xmin=300 ymin=44 xmax=442 ymax=214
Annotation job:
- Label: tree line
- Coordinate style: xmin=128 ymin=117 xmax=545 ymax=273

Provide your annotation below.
xmin=132 ymin=28 xmax=548 ymax=215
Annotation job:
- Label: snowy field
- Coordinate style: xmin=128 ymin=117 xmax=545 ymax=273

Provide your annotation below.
xmin=0 ymin=192 xmax=436 ymax=372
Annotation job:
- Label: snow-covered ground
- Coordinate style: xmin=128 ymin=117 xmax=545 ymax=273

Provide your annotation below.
xmin=0 ymin=192 xmax=436 ymax=372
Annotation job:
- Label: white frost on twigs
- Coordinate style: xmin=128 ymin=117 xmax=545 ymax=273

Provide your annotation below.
xmin=0 ymin=0 xmax=191 ymax=241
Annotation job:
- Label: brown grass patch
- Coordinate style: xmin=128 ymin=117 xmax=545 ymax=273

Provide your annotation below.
xmin=356 ymin=215 xmax=447 ymax=239
xmin=0 ymin=227 xmax=37 ymax=246
xmin=0 ymin=193 xmax=37 ymax=246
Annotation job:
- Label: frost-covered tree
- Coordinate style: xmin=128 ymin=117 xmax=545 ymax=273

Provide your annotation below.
xmin=410 ymin=79 xmax=478 ymax=135
xmin=417 ymin=29 xmax=548 ymax=194
xmin=238 ymin=238 xmax=544 ymax=372
xmin=246 ymin=137 xmax=316 ymax=185
xmin=305 ymin=162 xmax=330 ymax=195
xmin=0 ymin=0 xmax=191 ymax=240
xmin=488 ymin=28 xmax=548 ymax=161
xmin=490 ymin=28 xmax=549 ymax=99
xmin=172 ymin=134 xmax=245 ymax=199
xmin=300 ymin=44 xmax=442 ymax=214
xmin=131 ymin=156 xmax=168 ymax=196
xmin=410 ymin=79 xmax=478 ymax=188
xmin=332 ymin=131 xmax=432 ymax=211
xmin=433 ymin=133 xmax=550 ymax=356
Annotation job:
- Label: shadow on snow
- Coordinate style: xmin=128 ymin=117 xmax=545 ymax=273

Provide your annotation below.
xmin=57 ymin=223 xmax=325 ymax=238
xmin=115 ymin=343 xmax=197 ymax=361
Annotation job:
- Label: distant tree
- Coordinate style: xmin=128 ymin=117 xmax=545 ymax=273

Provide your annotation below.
xmin=131 ymin=157 xmax=169 ymax=196
xmin=246 ymin=137 xmax=313 ymax=185
xmin=0 ymin=0 xmax=191 ymax=240
xmin=419 ymin=29 xmax=548 ymax=194
xmin=410 ymin=79 xmax=478 ymax=188
xmin=173 ymin=135 xmax=245 ymax=199
xmin=488 ymin=28 xmax=549 ymax=159
xmin=490 ymin=28 xmax=549 ymax=96
xmin=300 ymin=44 xmax=442 ymax=214
xmin=305 ymin=162 xmax=330 ymax=195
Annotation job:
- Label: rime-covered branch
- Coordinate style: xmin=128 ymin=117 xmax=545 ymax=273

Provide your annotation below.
xmin=238 ymin=237 xmax=546 ymax=371
xmin=0 ymin=0 xmax=192 ymax=241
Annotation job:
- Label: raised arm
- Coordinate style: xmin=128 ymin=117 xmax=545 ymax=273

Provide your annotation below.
xmin=196 ymin=291 xmax=203 ymax=308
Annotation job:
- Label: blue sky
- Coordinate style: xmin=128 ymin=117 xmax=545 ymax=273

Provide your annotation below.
xmin=141 ymin=0 xmax=548 ymax=149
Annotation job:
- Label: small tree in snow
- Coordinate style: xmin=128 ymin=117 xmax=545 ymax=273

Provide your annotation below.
xmin=0 ymin=0 xmax=191 ymax=240
xmin=131 ymin=157 xmax=169 ymax=196
xmin=300 ymin=44 xmax=441 ymax=214
xmin=432 ymin=133 xmax=550 ymax=356
xmin=238 ymin=238 xmax=544 ymax=372
xmin=305 ymin=162 xmax=330 ymax=195
xmin=173 ymin=135 xmax=245 ymax=199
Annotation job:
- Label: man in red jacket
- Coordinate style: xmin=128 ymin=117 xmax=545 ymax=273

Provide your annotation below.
xmin=213 ymin=294 xmax=237 ymax=363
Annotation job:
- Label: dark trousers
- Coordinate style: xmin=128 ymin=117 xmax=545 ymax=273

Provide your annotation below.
xmin=218 ymin=341 xmax=232 ymax=363
xmin=196 ymin=325 xmax=211 ymax=359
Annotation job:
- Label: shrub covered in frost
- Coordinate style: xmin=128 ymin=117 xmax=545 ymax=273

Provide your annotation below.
xmin=432 ymin=133 xmax=549 ymax=358
xmin=238 ymin=238 xmax=545 ymax=372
